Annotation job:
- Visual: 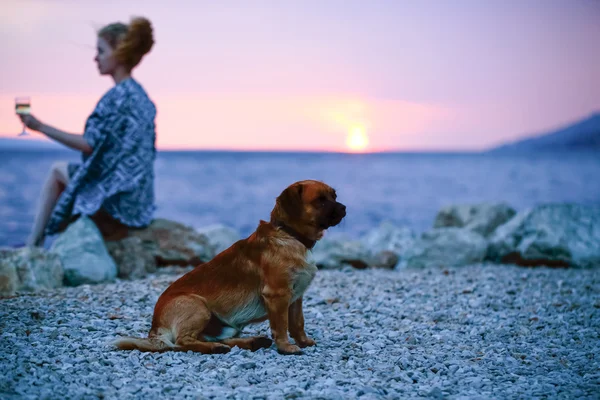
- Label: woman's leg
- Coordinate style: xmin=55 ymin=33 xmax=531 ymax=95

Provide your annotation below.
xmin=27 ymin=161 xmax=70 ymax=247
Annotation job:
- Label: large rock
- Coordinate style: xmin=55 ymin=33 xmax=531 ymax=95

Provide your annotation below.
xmin=50 ymin=217 xmax=117 ymax=286
xmin=360 ymin=221 xmax=417 ymax=269
xmin=0 ymin=247 xmax=63 ymax=296
xmin=105 ymin=237 xmax=156 ymax=280
xmin=310 ymin=223 xmax=416 ymax=270
xmin=399 ymin=228 xmax=488 ymax=269
xmin=311 ymin=236 xmax=372 ymax=269
xmin=361 ymin=221 xmax=417 ymax=255
xmin=127 ymin=219 xmax=213 ymax=266
xmin=196 ymin=224 xmax=241 ymax=255
xmin=369 ymin=250 xmax=400 ymax=269
xmin=434 ymin=203 xmax=516 ymax=237
xmin=487 ymin=204 xmax=600 ymax=268
xmin=0 ymin=249 xmax=18 ymax=296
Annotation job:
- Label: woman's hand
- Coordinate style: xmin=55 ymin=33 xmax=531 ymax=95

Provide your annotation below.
xmin=19 ymin=114 xmax=45 ymax=132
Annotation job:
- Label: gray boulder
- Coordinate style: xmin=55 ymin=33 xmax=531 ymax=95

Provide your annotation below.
xmin=311 ymin=222 xmax=416 ymax=270
xmin=50 ymin=217 xmax=117 ymax=286
xmin=359 ymin=221 xmax=418 ymax=269
xmin=369 ymin=250 xmax=400 ymax=269
xmin=196 ymin=224 xmax=241 ymax=255
xmin=399 ymin=228 xmax=488 ymax=269
xmin=0 ymin=247 xmax=63 ymax=296
xmin=487 ymin=204 xmax=600 ymax=268
xmin=127 ymin=219 xmax=213 ymax=266
xmin=105 ymin=236 xmax=156 ymax=280
xmin=361 ymin=221 xmax=417 ymax=254
xmin=0 ymin=249 xmax=18 ymax=296
xmin=311 ymin=236 xmax=371 ymax=269
xmin=434 ymin=203 xmax=516 ymax=237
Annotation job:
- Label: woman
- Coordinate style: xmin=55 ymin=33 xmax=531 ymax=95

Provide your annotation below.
xmin=19 ymin=17 xmax=157 ymax=247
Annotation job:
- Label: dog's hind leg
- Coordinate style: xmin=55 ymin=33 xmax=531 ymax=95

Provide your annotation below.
xmin=175 ymin=336 xmax=231 ymax=354
xmin=164 ymin=294 xmax=231 ymax=354
xmin=220 ymin=336 xmax=273 ymax=352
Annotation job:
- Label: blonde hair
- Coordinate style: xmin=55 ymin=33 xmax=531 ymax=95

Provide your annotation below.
xmin=98 ymin=16 xmax=154 ymax=71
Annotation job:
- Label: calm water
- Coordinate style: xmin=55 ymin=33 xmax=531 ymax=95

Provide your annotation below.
xmin=1 ymin=150 xmax=599 ymax=247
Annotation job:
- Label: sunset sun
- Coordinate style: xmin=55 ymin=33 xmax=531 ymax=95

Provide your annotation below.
xmin=346 ymin=126 xmax=369 ymax=152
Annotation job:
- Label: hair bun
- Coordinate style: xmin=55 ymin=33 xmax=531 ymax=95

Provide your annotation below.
xmin=127 ymin=17 xmax=154 ymax=56
xmin=114 ymin=16 xmax=154 ymax=70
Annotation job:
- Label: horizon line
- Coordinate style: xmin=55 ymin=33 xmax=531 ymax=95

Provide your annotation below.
xmin=0 ymin=143 xmax=486 ymax=155
xmin=0 ymin=135 xmax=490 ymax=154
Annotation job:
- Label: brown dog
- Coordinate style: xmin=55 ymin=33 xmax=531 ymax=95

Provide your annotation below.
xmin=113 ymin=180 xmax=346 ymax=355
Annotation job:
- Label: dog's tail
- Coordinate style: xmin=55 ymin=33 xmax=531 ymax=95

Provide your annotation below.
xmin=112 ymin=336 xmax=175 ymax=352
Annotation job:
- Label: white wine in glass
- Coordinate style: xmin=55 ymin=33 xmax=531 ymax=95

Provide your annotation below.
xmin=15 ymin=96 xmax=31 ymax=136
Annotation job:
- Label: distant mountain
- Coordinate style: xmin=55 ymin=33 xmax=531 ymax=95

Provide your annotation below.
xmin=0 ymin=137 xmax=65 ymax=151
xmin=489 ymin=112 xmax=600 ymax=152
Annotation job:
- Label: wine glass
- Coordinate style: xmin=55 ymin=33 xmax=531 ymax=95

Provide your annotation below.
xmin=15 ymin=96 xmax=31 ymax=136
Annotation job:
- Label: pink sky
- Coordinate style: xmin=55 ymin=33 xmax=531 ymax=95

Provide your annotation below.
xmin=1 ymin=0 xmax=599 ymax=152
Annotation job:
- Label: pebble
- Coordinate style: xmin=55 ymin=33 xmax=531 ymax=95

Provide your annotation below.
xmin=0 ymin=264 xmax=598 ymax=398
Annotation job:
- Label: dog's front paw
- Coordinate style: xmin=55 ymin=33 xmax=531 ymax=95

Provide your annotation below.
xmin=277 ymin=343 xmax=303 ymax=355
xmin=296 ymin=337 xmax=316 ymax=348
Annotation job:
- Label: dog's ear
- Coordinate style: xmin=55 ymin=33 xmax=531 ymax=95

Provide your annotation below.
xmin=275 ymin=183 xmax=304 ymax=221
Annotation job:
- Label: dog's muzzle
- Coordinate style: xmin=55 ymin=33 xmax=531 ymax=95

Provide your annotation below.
xmin=329 ymin=202 xmax=346 ymax=226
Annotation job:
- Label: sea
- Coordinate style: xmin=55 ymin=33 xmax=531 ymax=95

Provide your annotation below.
xmin=1 ymin=149 xmax=599 ymax=247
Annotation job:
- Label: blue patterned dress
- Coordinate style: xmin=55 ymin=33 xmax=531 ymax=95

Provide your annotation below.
xmin=45 ymin=78 xmax=157 ymax=235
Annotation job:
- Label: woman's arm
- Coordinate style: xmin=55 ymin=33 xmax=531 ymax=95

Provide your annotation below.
xmin=19 ymin=114 xmax=93 ymax=155
xmin=39 ymin=124 xmax=93 ymax=155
